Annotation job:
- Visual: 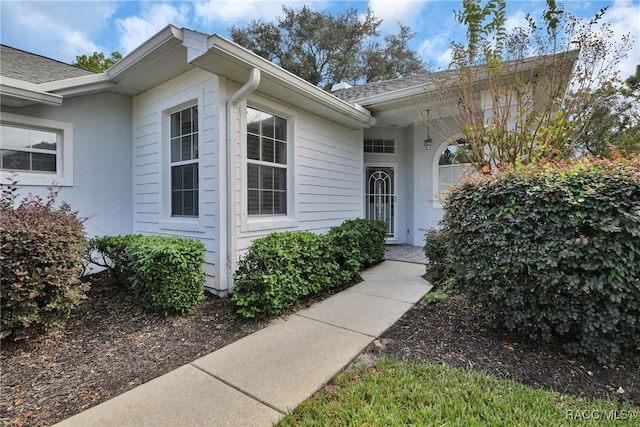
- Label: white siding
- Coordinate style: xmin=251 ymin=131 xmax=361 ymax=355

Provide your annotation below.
xmin=230 ymin=94 xmax=364 ymax=260
xmin=132 ymin=68 xmax=223 ymax=291
xmin=1 ymin=92 xmax=133 ymax=238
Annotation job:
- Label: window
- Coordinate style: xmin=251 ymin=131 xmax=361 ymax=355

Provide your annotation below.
xmin=437 ymin=141 xmax=473 ymax=195
xmin=364 ymin=138 xmax=395 ymax=154
xmin=246 ymin=106 xmax=287 ymax=215
xmin=0 ymin=113 xmax=73 ymax=186
xmin=1 ymin=125 xmax=57 ymax=173
xmin=170 ymin=106 xmax=198 ymax=217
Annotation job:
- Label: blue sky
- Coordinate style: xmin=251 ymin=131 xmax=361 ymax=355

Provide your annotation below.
xmin=1 ymin=0 xmax=638 ymax=79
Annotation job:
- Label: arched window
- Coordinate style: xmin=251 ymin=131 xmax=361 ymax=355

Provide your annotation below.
xmin=435 ymin=139 xmax=473 ymax=202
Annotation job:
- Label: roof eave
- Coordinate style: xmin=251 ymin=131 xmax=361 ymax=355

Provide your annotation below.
xmin=107 ymin=25 xmax=184 ymax=82
xmin=353 ymin=49 xmax=581 ymax=109
xmin=37 ymin=73 xmax=115 ymax=96
xmin=193 ymin=34 xmax=375 ymax=128
xmin=0 ymin=76 xmax=63 ymax=107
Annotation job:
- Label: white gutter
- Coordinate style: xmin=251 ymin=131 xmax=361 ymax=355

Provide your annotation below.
xmin=223 ymin=67 xmax=261 ymax=294
xmin=0 ymin=76 xmax=63 ymax=106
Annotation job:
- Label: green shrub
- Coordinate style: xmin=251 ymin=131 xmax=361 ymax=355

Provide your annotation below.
xmin=88 ymin=235 xmax=206 ymax=315
xmin=1 ymin=185 xmax=89 ymax=341
xmin=87 ymin=234 xmax=141 ymax=285
xmin=232 ymin=231 xmax=339 ymax=318
xmin=232 ymin=219 xmax=387 ymax=318
xmin=441 ymin=155 xmax=640 ymax=363
xmin=424 ymin=228 xmax=455 ymax=287
xmin=327 ymin=218 xmax=387 ymax=270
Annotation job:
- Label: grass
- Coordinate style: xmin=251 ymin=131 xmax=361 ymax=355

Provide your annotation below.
xmin=277 ymin=359 xmax=639 ymax=426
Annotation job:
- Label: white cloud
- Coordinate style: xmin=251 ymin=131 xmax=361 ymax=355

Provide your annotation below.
xmin=418 ymin=35 xmax=452 ymax=69
xmin=193 ymin=0 xmax=312 ymax=27
xmin=601 ymin=0 xmax=640 ymax=80
xmin=368 ymin=0 xmax=429 ymax=34
xmin=505 ymin=9 xmax=529 ymax=32
xmin=115 ymin=2 xmax=191 ymax=54
xmin=0 ymin=0 xmax=117 ymax=63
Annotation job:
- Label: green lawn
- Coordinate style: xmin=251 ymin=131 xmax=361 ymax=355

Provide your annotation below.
xmin=277 ymin=358 xmax=639 ymax=426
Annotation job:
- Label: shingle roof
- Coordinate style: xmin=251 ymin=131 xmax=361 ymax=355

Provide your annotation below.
xmin=331 ymin=69 xmax=457 ymax=103
xmin=332 ymin=50 xmax=580 ymax=104
xmin=0 ymin=45 xmax=95 ymax=84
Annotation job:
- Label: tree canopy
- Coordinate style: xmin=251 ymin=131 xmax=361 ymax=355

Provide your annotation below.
xmin=230 ymin=6 xmax=426 ymax=90
xmin=73 ymin=51 xmax=122 ymax=73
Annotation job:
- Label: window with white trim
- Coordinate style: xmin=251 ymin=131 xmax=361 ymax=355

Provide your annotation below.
xmin=246 ymin=106 xmax=287 ymax=215
xmin=1 ymin=125 xmax=57 ymax=173
xmin=170 ymin=106 xmax=199 ymax=217
xmin=438 ymin=141 xmax=473 ymax=195
xmin=0 ymin=113 xmax=73 ymax=186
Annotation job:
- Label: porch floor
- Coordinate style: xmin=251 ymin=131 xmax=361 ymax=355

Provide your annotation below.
xmin=384 ymin=244 xmax=427 ymax=264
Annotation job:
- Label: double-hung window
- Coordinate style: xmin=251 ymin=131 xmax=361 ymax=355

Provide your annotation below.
xmin=170 ymin=106 xmax=199 ymax=217
xmin=246 ymin=106 xmax=287 ymax=216
xmin=0 ymin=113 xmax=73 ymax=186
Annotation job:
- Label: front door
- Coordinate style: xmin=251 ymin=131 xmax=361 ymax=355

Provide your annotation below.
xmin=365 ymin=166 xmax=395 ymax=240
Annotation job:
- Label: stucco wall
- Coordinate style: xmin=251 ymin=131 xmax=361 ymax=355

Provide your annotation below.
xmin=1 ymin=92 xmax=133 ymax=238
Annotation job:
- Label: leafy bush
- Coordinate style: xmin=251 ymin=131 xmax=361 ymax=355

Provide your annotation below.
xmin=1 ymin=185 xmax=89 ymax=341
xmin=232 ymin=231 xmax=339 ymax=318
xmin=87 ymin=234 xmax=141 ymax=285
xmin=441 ymin=154 xmax=640 ymax=362
xmin=232 ymin=219 xmax=386 ymax=318
xmin=327 ymin=218 xmax=387 ymax=272
xmin=88 ymin=235 xmax=206 ymax=315
xmin=424 ymin=228 xmax=455 ymax=287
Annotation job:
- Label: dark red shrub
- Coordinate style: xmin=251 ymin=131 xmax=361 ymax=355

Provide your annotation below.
xmin=1 ymin=183 xmax=89 ymax=341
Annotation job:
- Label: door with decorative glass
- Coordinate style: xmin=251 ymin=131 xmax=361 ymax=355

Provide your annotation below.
xmin=365 ymin=166 xmax=395 ymax=240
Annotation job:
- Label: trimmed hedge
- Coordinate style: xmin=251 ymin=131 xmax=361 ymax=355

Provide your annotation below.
xmin=440 ymin=155 xmax=640 ymax=363
xmin=424 ymin=228 xmax=455 ymax=287
xmin=232 ymin=219 xmax=387 ymax=318
xmin=88 ymin=235 xmax=206 ymax=315
xmin=232 ymin=231 xmax=340 ymax=318
xmin=1 ymin=185 xmax=88 ymax=341
xmin=327 ymin=218 xmax=387 ymax=272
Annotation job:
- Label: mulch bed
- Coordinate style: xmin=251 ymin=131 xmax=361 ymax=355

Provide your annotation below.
xmin=1 ymin=272 xmax=271 ymax=427
xmin=359 ymin=293 xmax=639 ymax=407
xmin=2 ymin=271 xmax=638 ymax=426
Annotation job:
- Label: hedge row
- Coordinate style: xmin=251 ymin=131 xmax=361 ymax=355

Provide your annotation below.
xmin=232 ymin=218 xmax=387 ymax=318
xmin=1 ymin=185 xmax=88 ymax=341
xmin=434 ymin=155 xmax=640 ymax=363
xmin=88 ymin=235 xmax=206 ymax=315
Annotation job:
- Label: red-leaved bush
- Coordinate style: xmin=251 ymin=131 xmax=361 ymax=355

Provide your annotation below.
xmin=1 ymin=183 xmax=89 ymax=341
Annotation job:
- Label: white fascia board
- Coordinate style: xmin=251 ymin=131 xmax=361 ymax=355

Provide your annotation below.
xmin=107 ymin=24 xmax=184 ymax=82
xmin=353 ymin=84 xmax=434 ymax=108
xmin=38 ymin=74 xmax=113 ymax=95
xmin=205 ymin=34 xmax=375 ymax=126
xmin=0 ymin=76 xmax=63 ymax=106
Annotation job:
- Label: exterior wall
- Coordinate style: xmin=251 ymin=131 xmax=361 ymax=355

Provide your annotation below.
xmin=230 ymin=92 xmax=365 ymax=263
xmin=131 ymin=68 xmax=223 ymax=291
xmin=1 ymin=92 xmax=133 ymax=238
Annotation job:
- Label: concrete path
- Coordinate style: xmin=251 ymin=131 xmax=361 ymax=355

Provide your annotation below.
xmin=54 ymin=260 xmax=431 ymax=427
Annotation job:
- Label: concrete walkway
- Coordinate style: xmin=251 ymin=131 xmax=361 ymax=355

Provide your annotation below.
xmin=54 ymin=260 xmax=431 ymax=427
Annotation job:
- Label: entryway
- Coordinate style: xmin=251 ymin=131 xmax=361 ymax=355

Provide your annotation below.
xmin=365 ymin=166 xmax=396 ymax=240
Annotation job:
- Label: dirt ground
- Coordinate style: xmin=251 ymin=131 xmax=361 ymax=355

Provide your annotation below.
xmin=2 ymin=270 xmax=638 ymax=426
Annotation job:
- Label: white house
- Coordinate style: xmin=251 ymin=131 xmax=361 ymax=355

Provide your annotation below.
xmin=0 ymin=25 xmax=577 ymax=296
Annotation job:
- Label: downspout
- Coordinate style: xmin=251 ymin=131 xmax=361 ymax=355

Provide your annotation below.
xmin=224 ymin=68 xmax=261 ymax=294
